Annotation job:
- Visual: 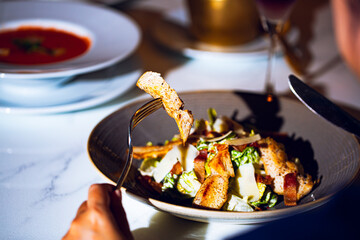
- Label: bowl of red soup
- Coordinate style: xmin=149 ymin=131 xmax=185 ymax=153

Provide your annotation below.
xmin=0 ymin=23 xmax=92 ymax=66
xmin=0 ymin=0 xmax=140 ymax=93
xmin=0 ymin=19 xmax=93 ymax=90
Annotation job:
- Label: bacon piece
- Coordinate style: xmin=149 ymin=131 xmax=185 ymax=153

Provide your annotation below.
xmin=284 ymin=173 xmax=298 ymax=206
xmin=194 ymin=150 xmax=207 ymax=183
xmin=170 ymin=161 xmax=183 ymax=175
xmin=138 ymin=175 xmax=163 ymax=194
xmin=233 ymin=144 xmax=248 ymax=152
xmin=256 ymin=174 xmax=273 ymax=185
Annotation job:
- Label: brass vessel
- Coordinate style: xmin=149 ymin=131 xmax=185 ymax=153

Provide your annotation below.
xmin=186 ymin=0 xmax=261 ymax=46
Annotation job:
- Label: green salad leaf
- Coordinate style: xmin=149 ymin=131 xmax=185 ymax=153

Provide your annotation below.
xmin=223 ymin=194 xmax=254 ymax=212
xmin=177 ymin=171 xmax=201 ymax=198
xmin=161 ymin=172 xmax=178 ymax=192
xmin=207 ymin=108 xmax=217 ymax=127
xmin=231 ymin=146 xmax=260 ymax=168
xmin=250 ymin=187 xmax=278 ymax=208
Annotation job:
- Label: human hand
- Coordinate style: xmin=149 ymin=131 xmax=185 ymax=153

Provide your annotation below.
xmin=62 ymin=183 xmax=133 ymax=240
xmin=331 ymin=0 xmax=360 ymax=78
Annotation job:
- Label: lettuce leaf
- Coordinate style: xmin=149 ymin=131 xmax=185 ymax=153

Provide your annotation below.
xmin=231 ymin=146 xmax=260 ymax=168
xmin=161 ymin=172 xmax=178 ymax=192
xmin=250 ymin=187 xmax=278 ymax=208
xmin=176 ymin=171 xmax=201 ymax=198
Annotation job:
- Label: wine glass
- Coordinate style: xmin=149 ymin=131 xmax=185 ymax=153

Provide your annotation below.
xmin=254 ymin=0 xmax=297 ymax=102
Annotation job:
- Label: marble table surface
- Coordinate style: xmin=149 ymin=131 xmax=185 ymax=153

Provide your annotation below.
xmin=1 ymin=0 xmax=360 ymax=239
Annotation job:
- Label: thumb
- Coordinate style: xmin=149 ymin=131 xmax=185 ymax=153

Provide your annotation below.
xmin=110 ymin=189 xmax=134 ymax=240
xmin=87 ymin=184 xmax=112 ymax=210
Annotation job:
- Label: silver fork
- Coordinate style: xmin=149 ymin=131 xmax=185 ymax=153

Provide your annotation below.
xmin=114 ymin=98 xmax=163 ymax=190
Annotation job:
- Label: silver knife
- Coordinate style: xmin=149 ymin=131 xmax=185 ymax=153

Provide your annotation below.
xmin=288 ymin=74 xmax=360 ymax=138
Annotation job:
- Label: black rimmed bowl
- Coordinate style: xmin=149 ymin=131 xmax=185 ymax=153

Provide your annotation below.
xmin=87 ymin=91 xmax=360 ymax=224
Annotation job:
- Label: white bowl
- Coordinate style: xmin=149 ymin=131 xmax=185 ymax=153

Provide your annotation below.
xmin=0 ymin=0 xmax=141 ymax=89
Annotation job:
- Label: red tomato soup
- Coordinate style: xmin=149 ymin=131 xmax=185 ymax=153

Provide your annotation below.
xmin=0 ymin=26 xmax=91 ymax=65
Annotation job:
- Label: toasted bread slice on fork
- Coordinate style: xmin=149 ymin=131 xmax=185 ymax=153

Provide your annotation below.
xmin=136 ymin=71 xmax=194 ymax=144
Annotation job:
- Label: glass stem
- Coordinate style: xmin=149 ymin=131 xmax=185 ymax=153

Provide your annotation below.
xmin=262 ymin=19 xmax=281 ymax=102
xmin=265 ymin=31 xmax=276 ymax=100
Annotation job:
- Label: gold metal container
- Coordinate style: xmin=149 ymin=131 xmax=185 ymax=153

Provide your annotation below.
xmin=186 ymin=0 xmax=261 ymax=46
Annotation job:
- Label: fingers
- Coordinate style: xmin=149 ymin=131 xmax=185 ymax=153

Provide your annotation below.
xmin=76 ymin=184 xmax=114 ymax=217
xmin=110 ymin=189 xmax=134 ymax=240
xmin=110 ymin=189 xmax=125 ymax=223
xmin=76 ymin=201 xmax=88 ymax=216
xmin=87 ymin=183 xmax=113 ymax=210
xmin=64 ymin=183 xmax=133 ymax=240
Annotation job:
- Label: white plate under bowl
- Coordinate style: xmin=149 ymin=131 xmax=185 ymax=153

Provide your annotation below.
xmin=0 ymin=58 xmax=141 ymax=114
xmin=0 ymin=0 xmax=141 ymax=81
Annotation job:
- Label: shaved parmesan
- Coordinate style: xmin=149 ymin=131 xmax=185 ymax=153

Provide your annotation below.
xmin=153 ymin=144 xmax=199 ymax=182
xmin=233 ymin=163 xmax=260 ymax=202
xmin=212 ymin=117 xmax=229 ymax=133
xmin=224 ymin=134 xmax=261 ymax=146
xmin=182 ymin=144 xmax=199 ymax=172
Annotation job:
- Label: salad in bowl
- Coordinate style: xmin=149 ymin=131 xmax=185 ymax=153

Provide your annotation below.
xmin=133 ymin=72 xmax=314 ymax=212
